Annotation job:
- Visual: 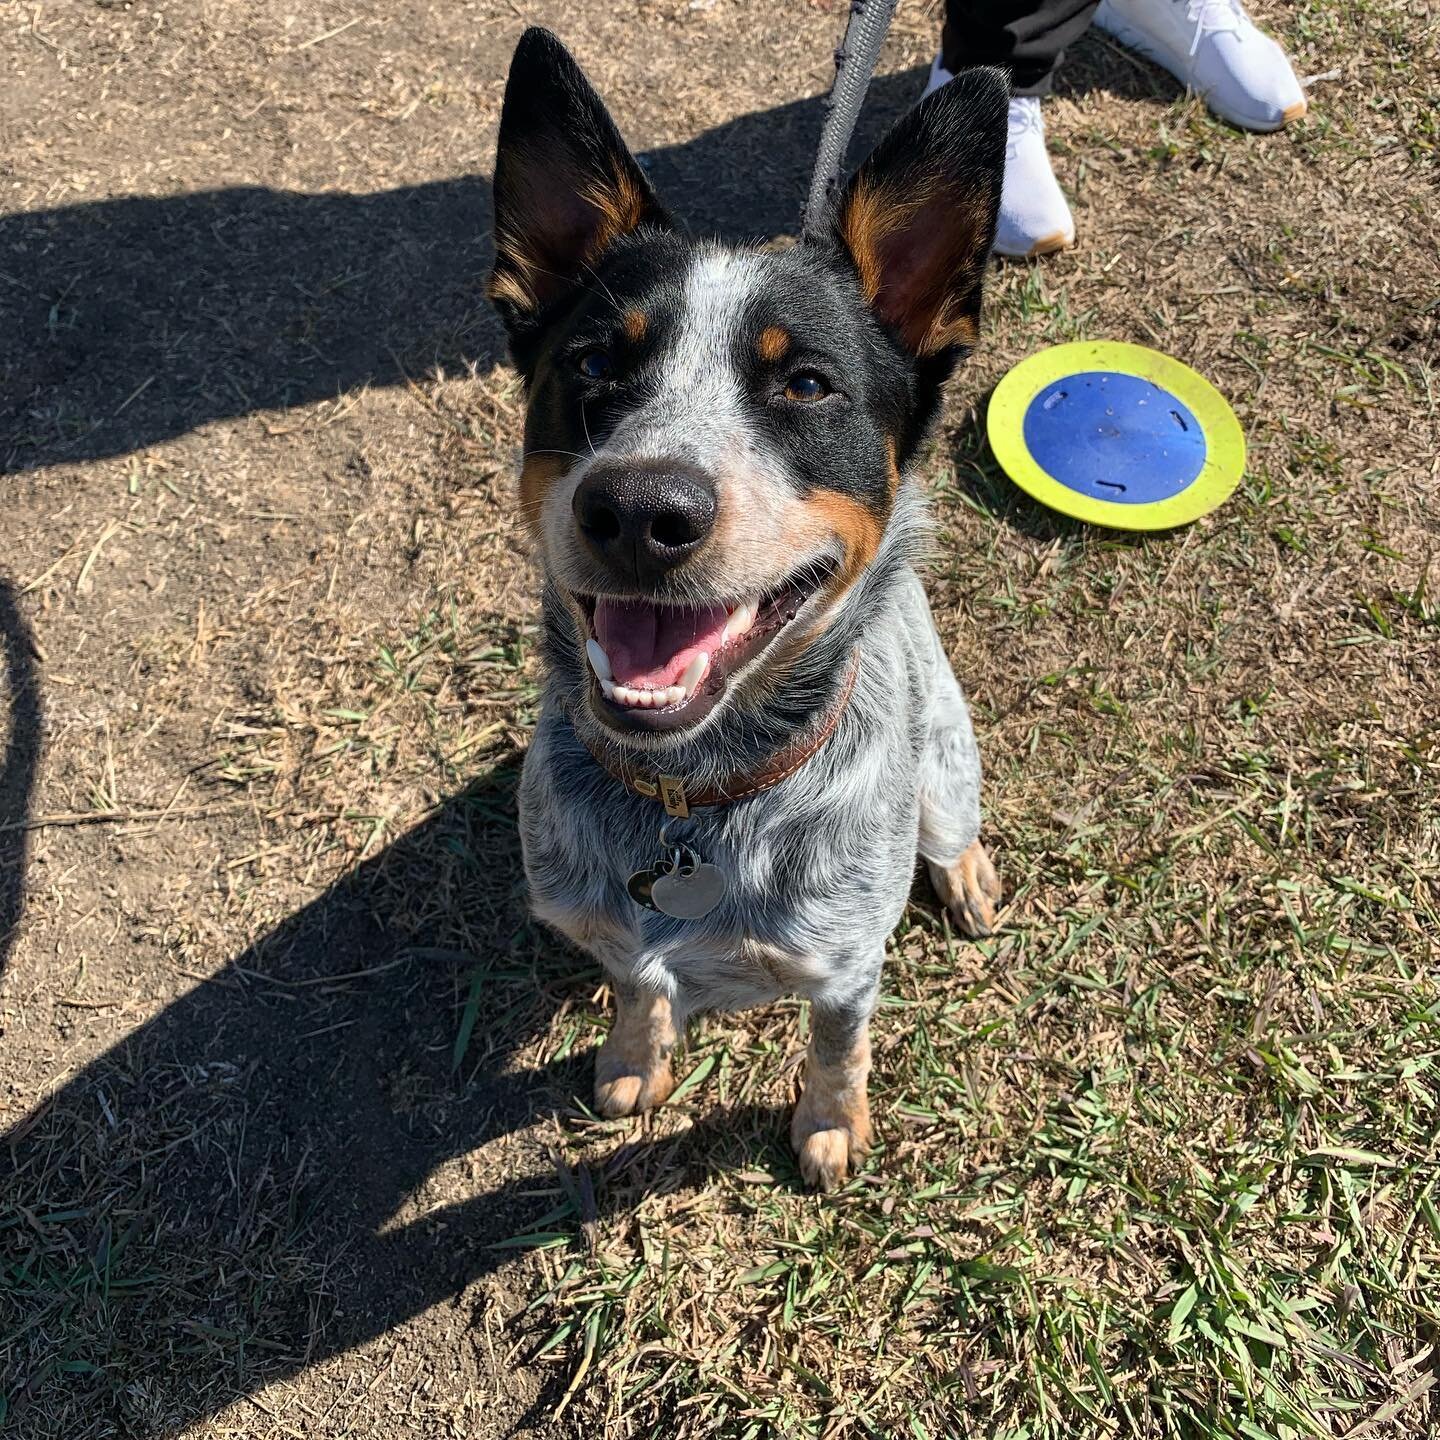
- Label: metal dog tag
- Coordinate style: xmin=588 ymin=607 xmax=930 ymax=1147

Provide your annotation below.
xmin=628 ymin=841 xmax=727 ymax=919
xmin=627 ymin=856 xmax=672 ymax=912
xmin=650 ymin=855 xmax=728 ymax=920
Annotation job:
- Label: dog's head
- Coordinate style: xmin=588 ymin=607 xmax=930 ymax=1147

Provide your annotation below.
xmin=490 ymin=28 xmax=1006 ymax=751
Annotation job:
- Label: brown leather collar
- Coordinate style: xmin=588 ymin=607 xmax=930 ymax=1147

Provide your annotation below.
xmin=578 ymin=652 xmax=860 ymax=818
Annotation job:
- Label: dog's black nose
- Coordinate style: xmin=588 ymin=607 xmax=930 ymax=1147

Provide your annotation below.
xmin=572 ymin=462 xmax=717 ymax=585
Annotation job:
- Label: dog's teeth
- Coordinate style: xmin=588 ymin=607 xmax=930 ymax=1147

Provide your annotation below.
xmin=723 ymin=599 xmax=759 ymax=643
xmin=585 ymin=639 xmax=613 ymax=682
xmin=608 ymin=679 xmax=695 ymax=709
xmin=678 ymin=652 xmax=709 ymax=697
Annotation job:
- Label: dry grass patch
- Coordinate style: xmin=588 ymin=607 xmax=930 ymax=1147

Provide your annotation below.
xmin=2 ymin=0 xmax=1437 ymax=1437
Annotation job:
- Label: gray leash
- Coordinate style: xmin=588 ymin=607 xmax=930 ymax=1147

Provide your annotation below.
xmin=801 ymin=0 xmax=902 ymax=236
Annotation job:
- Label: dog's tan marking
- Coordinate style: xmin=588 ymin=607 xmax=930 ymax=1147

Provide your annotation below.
xmin=791 ymin=1028 xmax=872 ymax=1191
xmin=622 ymin=308 xmax=647 ymax=343
xmin=803 ymin=491 xmax=885 ymax=588
xmin=944 ymin=310 xmax=981 ymax=351
xmin=756 ymin=325 xmax=790 ymax=364
xmin=594 ymin=987 xmax=678 ymax=1118
xmin=740 ymin=937 xmax=830 ymax=990
xmin=927 ymin=838 xmax=1002 ymax=938
xmin=581 ymin=164 xmax=652 ymax=259
xmin=838 ymin=175 xmax=986 ymax=356
xmin=885 ymin=436 xmax=901 ymax=499
xmin=518 ymin=454 xmax=567 ymax=537
xmin=838 ymin=176 xmax=905 ymax=308
xmin=491 ymin=153 xmax=655 ymax=315
xmin=487 ymin=265 xmax=537 ymax=313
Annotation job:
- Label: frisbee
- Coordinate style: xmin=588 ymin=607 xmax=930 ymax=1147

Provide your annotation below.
xmin=986 ymin=341 xmax=1246 ymax=531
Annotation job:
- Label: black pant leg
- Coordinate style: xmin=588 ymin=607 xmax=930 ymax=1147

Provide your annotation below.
xmin=941 ymin=0 xmax=1101 ymax=95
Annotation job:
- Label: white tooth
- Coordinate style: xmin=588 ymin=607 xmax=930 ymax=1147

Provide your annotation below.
xmin=585 ymin=639 xmax=613 ymax=681
xmin=599 ymin=677 xmax=616 ymax=700
xmin=664 ymin=686 xmax=685 ymax=707
xmin=613 ymin=685 xmax=633 ymax=706
xmin=679 ymin=652 xmax=709 ymax=696
xmin=723 ymin=599 xmax=758 ymax=643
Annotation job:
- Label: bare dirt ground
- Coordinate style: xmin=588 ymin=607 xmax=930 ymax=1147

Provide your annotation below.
xmin=2 ymin=1 xmax=1437 ymax=1436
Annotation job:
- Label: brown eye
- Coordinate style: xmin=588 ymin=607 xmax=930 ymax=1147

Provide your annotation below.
xmin=577 ymin=347 xmax=613 ymax=381
xmin=784 ymin=371 xmax=830 ymax=403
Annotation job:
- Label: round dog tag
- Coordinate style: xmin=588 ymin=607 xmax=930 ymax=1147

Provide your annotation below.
xmin=650 ymin=859 xmax=728 ymax=920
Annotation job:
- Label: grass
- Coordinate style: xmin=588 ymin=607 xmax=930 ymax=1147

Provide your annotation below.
xmin=490 ymin=709 xmax=1437 ymax=1438
xmin=2 ymin=0 xmax=1438 ymax=1435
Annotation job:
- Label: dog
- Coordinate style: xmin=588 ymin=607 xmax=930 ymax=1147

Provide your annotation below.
xmin=488 ymin=28 xmax=1007 ymax=1189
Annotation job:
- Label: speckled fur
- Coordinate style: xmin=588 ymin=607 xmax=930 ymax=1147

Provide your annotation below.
xmin=519 ymin=485 xmax=984 ymax=1029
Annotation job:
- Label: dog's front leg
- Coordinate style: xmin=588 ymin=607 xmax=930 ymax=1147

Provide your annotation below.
xmin=594 ymin=981 xmax=678 ymax=1118
xmin=791 ymin=983 xmax=877 ymax=1191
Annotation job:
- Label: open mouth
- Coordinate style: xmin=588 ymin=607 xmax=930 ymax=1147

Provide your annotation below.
xmin=576 ymin=564 xmax=833 ymax=733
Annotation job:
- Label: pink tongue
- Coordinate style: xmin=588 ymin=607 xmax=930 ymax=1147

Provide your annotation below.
xmin=593 ymin=599 xmax=731 ymax=690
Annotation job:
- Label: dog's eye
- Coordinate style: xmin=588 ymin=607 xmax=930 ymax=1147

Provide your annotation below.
xmin=576 ymin=348 xmax=613 ymax=381
xmin=784 ymin=371 xmax=830 ymax=403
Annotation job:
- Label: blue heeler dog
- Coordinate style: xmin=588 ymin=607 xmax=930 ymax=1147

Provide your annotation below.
xmin=489 ymin=29 xmax=1007 ymax=1189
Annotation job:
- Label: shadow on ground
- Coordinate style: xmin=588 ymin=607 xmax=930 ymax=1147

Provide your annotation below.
xmin=0 ymin=38 xmax=1176 ymax=476
xmin=1 ymin=68 xmax=920 ymax=476
xmin=0 ymin=71 xmax=915 ymax=1434
xmin=0 ymin=580 xmax=43 ymax=982
xmin=1 ymin=752 xmax=791 ymax=1431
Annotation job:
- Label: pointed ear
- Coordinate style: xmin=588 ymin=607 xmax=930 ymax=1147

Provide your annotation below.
xmin=832 ymin=67 xmax=1008 ymax=359
xmin=489 ymin=28 xmax=669 ymax=328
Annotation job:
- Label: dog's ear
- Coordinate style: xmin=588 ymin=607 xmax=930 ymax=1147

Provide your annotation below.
xmin=831 ymin=67 xmax=1008 ymax=360
xmin=489 ymin=28 xmax=669 ymax=331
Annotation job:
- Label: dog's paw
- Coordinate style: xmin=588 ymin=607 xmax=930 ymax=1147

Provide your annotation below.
xmin=928 ymin=839 xmax=1002 ymax=939
xmin=593 ymin=1054 xmax=675 ymax=1118
xmin=790 ymin=1101 xmax=872 ymax=1192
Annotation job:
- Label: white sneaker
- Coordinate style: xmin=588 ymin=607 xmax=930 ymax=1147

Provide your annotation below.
xmin=925 ymin=59 xmax=1075 ymax=258
xmin=1093 ymin=0 xmax=1307 ymax=132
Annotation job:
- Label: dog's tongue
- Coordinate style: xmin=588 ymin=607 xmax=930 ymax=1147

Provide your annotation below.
xmin=593 ymin=598 xmax=731 ymax=690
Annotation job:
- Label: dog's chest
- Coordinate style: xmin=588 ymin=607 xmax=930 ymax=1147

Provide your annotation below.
xmin=530 ymin=809 xmax=870 ymax=1003
xmin=521 ymin=731 xmax=924 ymax=1011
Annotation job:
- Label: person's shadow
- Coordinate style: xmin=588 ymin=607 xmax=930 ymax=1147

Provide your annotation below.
xmin=0 ymin=38 xmax=1175 ymax=477
xmin=1 ymin=69 xmax=931 ymax=476
xmin=1 ymin=41 xmax=1181 ymax=1433
xmin=0 ymin=581 xmax=43 ymax=983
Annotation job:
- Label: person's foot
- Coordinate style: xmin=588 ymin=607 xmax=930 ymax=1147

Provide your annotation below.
xmin=925 ymin=59 xmax=1075 ymax=259
xmin=1093 ymin=0 xmax=1307 ymax=132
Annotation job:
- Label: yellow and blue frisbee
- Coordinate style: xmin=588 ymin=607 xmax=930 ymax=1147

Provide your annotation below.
xmin=987 ymin=341 xmax=1245 ymax=531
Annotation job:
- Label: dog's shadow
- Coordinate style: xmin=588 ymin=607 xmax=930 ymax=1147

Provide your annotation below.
xmin=2 ymin=750 xmax=798 ymax=1429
